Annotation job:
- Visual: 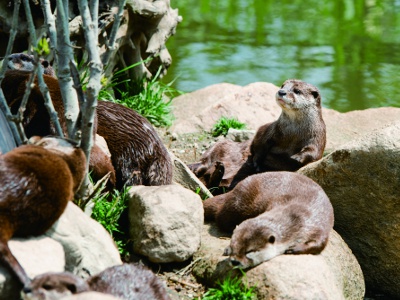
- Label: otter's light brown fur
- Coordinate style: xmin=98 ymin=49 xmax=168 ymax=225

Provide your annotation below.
xmin=0 ymin=136 xmax=86 ymax=288
xmin=189 ymin=79 xmax=326 ymax=192
xmin=203 ymin=172 xmax=334 ymax=269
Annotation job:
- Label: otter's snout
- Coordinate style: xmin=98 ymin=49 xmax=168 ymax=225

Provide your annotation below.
xmin=277 ymin=89 xmax=287 ymax=97
xmin=230 ymin=259 xmax=242 ymax=267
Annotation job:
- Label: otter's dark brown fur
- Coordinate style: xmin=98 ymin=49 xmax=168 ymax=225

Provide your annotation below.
xmin=23 ymin=264 xmax=171 ymax=300
xmin=97 ymin=101 xmax=173 ymax=189
xmin=0 ymin=136 xmax=86 ymax=288
xmin=203 ymin=172 xmax=334 ymax=268
xmin=189 ymin=79 xmax=326 ymax=192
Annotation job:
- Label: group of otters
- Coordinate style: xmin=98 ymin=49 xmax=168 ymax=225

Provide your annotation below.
xmin=0 ymin=53 xmax=334 ymax=299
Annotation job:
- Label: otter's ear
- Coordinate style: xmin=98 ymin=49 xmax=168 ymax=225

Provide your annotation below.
xmin=223 ymin=246 xmax=232 ymax=256
xmin=27 ymin=136 xmax=42 ymax=145
xmin=268 ymin=235 xmax=275 ymax=244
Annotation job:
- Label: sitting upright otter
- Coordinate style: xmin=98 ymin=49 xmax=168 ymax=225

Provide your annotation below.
xmin=0 ymin=136 xmax=86 ymax=288
xmin=189 ymin=79 xmax=326 ymax=192
xmin=6 ymin=53 xmax=55 ymax=77
xmin=203 ymin=172 xmax=334 ymax=269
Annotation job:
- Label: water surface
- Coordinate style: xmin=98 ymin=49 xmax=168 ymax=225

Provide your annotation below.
xmin=163 ymin=0 xmax=400 ymax=112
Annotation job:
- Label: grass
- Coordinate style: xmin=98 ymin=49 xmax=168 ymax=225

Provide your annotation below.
xmin=201 ymin=274 xmax=257 ymax=300
xmin=99 ymin=62 xmax=182 ymax=128
xmin=90 ymin=184 xmax=131 ymax=256
xmin=211 ymin=117 xmax=246 ymax=137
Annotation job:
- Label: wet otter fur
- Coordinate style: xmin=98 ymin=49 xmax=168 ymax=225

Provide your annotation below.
xmin=189 ymin=79 xmax=326 ymax=192
xmin=23 ymin=264 xmax=171 ymax=300
xmin=0 ymin=136 xmax=86 ymax=288
xmin=203 ymin=172 xmax=334 ymax=269
xmin=96 ymin=101 xmax=173 ymax=189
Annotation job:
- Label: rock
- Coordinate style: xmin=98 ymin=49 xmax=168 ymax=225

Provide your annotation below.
xmin=170 ymin=152 xmax=213 ymax=199
xmin=170 ymin=82 xmax=281 ymax=134
xmin=299 ymin=121 xmax=400 ymax=298
xmin=225 ymin=128 xmax=256 ymax=142
xmin=193 ymin=224 xmax=364 ymax=300
xmin=44 ymin=202 xmax=122 ymax=278
xmin=0 ymin=237 xmax=65 ymax=299
xmin=128 ymin=185 xmax=203 ymax=263
xmin=61 ymin=291 xmax=121 ymax=300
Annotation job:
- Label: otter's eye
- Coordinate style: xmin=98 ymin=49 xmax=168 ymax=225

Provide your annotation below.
xmin=293 ymin=88 xmax=301 ymax=95
xmin=21 ymin=56 xmax=29 ymax=62
xmin=42 ymin=284 xmax=54 ymax=291
xmin=268 ymin=235 xmax=275 ymax=243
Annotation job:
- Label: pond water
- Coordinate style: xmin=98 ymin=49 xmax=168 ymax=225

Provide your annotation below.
xmin=162 ymin=0 xmax=400 ymax=112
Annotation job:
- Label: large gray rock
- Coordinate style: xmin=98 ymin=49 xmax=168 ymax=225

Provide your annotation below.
xmin=0 ymin=238 xmax=65 ymax=299
xmin=193 ymin=224 xmax=364 ymax=300
xmin=170 ymin=82 xmax=281 ymax=134
xmin=61 ymin=292 xmax=120 ymax=300
xmin=45 ymin=202 xmax=122 ymax=277
xmin=299 ymin=121 xmax=400 ymax=298
xmin=128 ymin=185 xmax=203 ymax=263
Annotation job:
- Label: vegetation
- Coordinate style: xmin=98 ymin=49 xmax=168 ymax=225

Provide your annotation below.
xmin=201 ymin=274 xmax=257 ymax=300
xmin=99 ymin=64 xmax=182 ymax=128
xmin=90 ymin=184 xmax=131 ymax=256
xmin=211 ymin=117 xmax=246 ymax=137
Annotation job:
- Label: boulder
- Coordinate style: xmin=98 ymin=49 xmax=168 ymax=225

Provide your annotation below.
xmin=128 ymin=185 xmax=203 ymax=263
xmin=61 ymin=291 xmax=121 ymax=300
xmin=299 ymin=121 xmax=400 ymax=298
xmin=0 ymin=237 xmax=65 ymax=299
xmin=193 ymin=224 xmax=364 ymax=300
xmin=44 ymin=202 xmax=122 ymax=277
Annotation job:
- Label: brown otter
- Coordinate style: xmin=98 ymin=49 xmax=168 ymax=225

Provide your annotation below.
xmin=96 ymin=100 xmax=173 ymax=189
xmin=189 ymin=79 xmax=326 ymax=192
xmin=0 ymin=136 xmax=86 ymax=288
xmin=203 ymin=172 xmax=334 ymax=269
xmin=7 ymin=53 xmax=55 ymax=77
xmin=23 ymin=264 xmax=171 ymax=300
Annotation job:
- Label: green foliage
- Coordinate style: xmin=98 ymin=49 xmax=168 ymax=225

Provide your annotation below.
xmin=211 ymin=117 xmax=246 ymax=137
xmin=90 ymin=186 xmax=131 ymax=256
xmin=34 ymin=38 xmax=50 ymax=56
xmin=201 ymin=275 xmax=257 ymax=300
xmin=100 ymin=63 xmax=182 ymax=128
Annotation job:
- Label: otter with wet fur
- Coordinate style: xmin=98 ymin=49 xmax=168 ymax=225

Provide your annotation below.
xmin=0 ymin=136 xmax=86 ymax=288
xmin=23 ymin=264 xmax=171 ymax=300
xmin=203 ymin=172 xmax=334 ymax=269
xmin=7 ymin=53 xmax=55 ymax=77
xmin=189 ymin=79 xmax=326 ymax=191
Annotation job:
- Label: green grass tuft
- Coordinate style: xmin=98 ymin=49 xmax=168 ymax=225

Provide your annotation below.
xmin=201 ymin=274 xmax=257 ymax=300
xmin=90 ymin=186 xmax=131 ymax=256
xmin=211 ymin=117 xmax=246 ymax=137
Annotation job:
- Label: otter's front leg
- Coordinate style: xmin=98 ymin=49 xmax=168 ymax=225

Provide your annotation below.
xmin=290 ymin=145 xmax=321 ymax=165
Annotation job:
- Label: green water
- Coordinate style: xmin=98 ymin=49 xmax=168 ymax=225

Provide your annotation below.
xmin=162 ymin=0 xmax=400 ymax=112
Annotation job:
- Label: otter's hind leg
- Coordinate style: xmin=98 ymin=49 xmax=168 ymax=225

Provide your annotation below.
xmin=0 ymin=241 xmax=31 ymax=287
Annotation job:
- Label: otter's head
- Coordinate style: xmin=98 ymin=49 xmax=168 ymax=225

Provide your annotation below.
xmin=276 ymin=79 xmax=321 ymax=112
xmin=6 ymin=53 xmax=54 ymax=77
xmin=223 ymin=217 xmax=284 ymax=269
xmin=28 ymin=136 xmax=87 ymax=191
xmin=22 ymin=272 xmax=89 ymax=300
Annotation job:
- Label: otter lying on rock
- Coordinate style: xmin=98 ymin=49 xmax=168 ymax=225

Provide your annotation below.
xmin=0 ymin=136 xmax=86 ymax=288
xmin=189 ymin=79 xmax=326 ymax=192
xmin=22 ymin=264 xmax=171 ymax=300
xmin=203 ymin=172 xmax=334 ymax=269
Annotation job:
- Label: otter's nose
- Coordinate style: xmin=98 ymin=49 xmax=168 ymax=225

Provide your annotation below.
xmin=230 ymin=259 xmax=241 ymax=267
xmin=278 ymin=89 xmax=286 ymax=97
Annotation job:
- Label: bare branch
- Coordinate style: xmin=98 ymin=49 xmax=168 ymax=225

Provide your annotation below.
xmin=40 ymin=0 xmax=58 ymax=67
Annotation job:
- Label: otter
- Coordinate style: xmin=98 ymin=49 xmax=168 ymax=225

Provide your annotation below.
xmin=23 ymin=264 xmax=171 ymax=300
xmin=96 ymin=101 xmax=173 ymax=189
xmin=6 ymin=53 xmax=55 ymax=77
xmin=0 ymin=136 xmax=87 ymax=288
xmin=203 ymin=172 xmax=334 ymax=269
xmin=189 ymin=79 xmax=326 ymax=192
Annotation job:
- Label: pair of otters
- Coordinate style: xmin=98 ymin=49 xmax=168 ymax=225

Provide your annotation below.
xmin=190 ymin=79 xmax=334 ymax=269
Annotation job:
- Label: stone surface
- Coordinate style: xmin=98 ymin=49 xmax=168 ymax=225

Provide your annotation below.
xmin=45 ymin=202 xmax=122 ymax=278
xmin=193 ymin=224 xmax=364 ymax=300
xmin=0 ymin=237 xmax=65 ymax=299
xmin=299 ymin=121 xmax=400 ymax=298
xmin=61 ymin=291 xmax=121 ymax=300
xmin=128 ymin=185 xmax=204 ymax=263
